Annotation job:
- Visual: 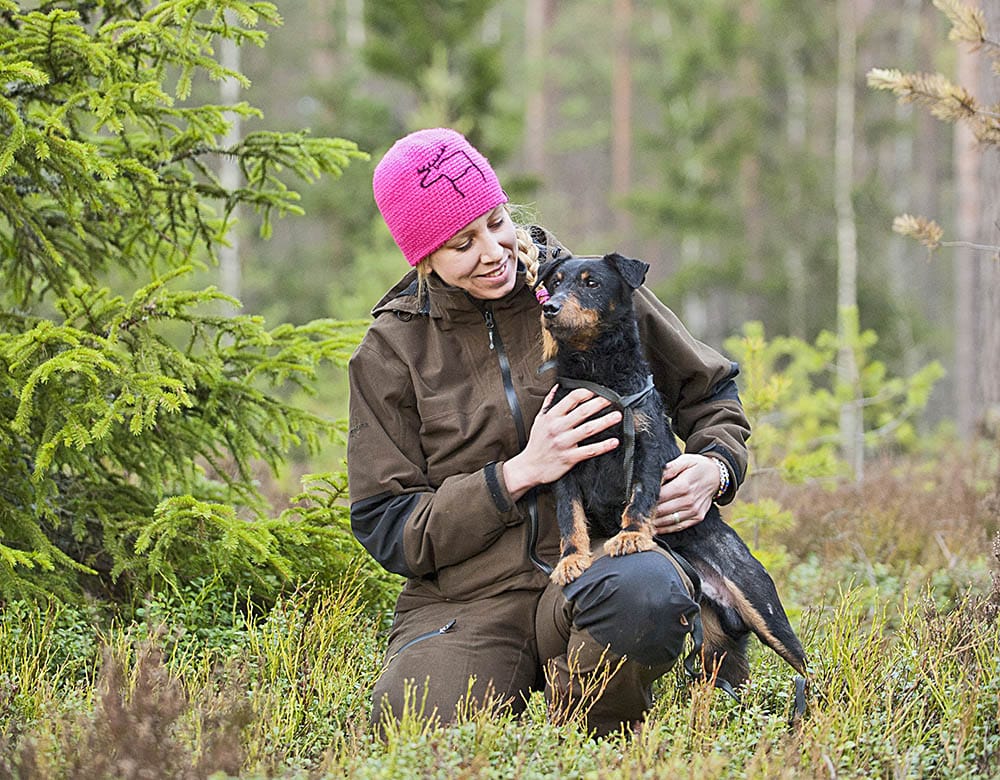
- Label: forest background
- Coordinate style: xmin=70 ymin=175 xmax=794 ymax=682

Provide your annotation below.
xmin=234 ymin=0 xmax=999 ymax=444
xmin=1 ymin=0 xmax=998 ymax=777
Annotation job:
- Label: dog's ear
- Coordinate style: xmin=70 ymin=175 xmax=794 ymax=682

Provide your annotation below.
xmin=605 ymin=252 xmax=649 ymax=290
xmin=536 ymin=255 xmax=569 ymax=287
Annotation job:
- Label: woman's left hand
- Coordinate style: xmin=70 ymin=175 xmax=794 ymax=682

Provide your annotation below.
xmin=652 ymin=454 xmax=721 ymax=534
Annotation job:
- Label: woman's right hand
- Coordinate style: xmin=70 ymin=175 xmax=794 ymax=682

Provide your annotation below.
xmin=501 ymin=386 xmax=622 ymax=502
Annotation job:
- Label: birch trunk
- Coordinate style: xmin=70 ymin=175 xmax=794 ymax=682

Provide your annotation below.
xmin=954 ymin=42 xmax=980 ymax=438
xmin=835 ymin=0 xmax=863 ymax=478
xmin=977 ymin=4 xmax=1000 ymax=430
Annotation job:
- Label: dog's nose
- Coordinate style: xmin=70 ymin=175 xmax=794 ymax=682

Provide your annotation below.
xmin=542 ymin=301 xmax=561 ymax=317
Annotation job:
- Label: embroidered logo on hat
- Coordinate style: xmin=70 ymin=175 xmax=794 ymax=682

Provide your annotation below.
xmin=416 ymin=144 xmax=486 ymax=197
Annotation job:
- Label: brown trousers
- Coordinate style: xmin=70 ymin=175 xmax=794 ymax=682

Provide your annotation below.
xmin=370 ymin=541 xmax=698 ymax=736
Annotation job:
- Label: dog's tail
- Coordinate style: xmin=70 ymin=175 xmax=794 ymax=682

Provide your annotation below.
xmin=666 ymin=512 xmax=808 ymax=680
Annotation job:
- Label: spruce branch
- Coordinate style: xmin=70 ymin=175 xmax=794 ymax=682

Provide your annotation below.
xmin=0 ymin=0 xmax=367 ymax=600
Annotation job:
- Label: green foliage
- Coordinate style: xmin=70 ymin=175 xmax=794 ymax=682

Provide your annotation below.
xmin=721 ymin=318 xmax=945 ymax=572
xmin=362 ymin=0 xmax=503 ymax=144
xmin=2 ymin=558 xmax=997 ymax=777
xmin=726 ymin=318 xmax=944 ymax=488
xmin=0 ymin=1 xmax=373 ymax=602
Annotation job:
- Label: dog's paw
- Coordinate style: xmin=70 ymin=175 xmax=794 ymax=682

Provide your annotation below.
xmin=550 ymin=553 xmax=593 ymax=585
xmin=604 ymin=530 xmax=655 ymax=557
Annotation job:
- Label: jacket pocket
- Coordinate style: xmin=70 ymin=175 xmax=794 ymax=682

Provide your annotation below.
xmin=388 ymin=619 xmax=456 ymax=664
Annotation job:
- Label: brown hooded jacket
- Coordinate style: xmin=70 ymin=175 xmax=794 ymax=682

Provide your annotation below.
xmin=347 ymin=243 xmax=750 ymax=613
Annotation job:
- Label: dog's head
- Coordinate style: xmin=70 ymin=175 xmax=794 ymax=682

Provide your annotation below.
xmin=535 ymin=253 xmax=649 ymax=357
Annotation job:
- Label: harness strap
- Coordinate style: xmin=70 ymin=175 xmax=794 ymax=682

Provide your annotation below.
xmin=556 ymin=374 xmax=656 ymax=499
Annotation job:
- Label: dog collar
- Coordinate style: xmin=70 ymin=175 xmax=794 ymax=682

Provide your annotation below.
xmin=556 ymin=373 xmax=656 ymax=501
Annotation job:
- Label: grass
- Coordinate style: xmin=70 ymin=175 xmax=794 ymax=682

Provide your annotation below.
xmin=1 ymin=451 xmax=997 ymax=778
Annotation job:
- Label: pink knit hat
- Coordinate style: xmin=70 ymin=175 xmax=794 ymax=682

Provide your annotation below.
xmin=372 ymin=128 xmax=508 ymax=266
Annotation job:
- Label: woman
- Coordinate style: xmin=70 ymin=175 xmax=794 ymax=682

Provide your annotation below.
xmin=348 ymin=127 xmax=750 ymax=736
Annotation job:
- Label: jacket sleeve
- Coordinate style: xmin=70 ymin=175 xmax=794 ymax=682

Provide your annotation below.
xmin=346 ymin=336 xmax=524 ymax=578
xmin=634 ymin=287 xmax=751 ymax=503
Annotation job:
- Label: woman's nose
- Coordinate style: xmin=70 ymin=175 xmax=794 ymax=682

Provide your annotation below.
xmin=481 ymin=233 xmax=503 ymax=262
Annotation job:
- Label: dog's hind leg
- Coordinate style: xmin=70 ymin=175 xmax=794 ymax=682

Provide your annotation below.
xmin=698 ymin=600 xmax=751 ymax=693
xmin=551 ymin=477 xmax=595 ymax=585
xmin=678 ymin=513 xmax=807 ymax=676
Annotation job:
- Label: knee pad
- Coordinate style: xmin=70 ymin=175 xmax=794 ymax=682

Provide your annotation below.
xmin=563 ymin=550 xmax=699 ymax=667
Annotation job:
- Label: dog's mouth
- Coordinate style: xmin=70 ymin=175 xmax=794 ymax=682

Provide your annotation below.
xmin=541 ymin=300 xmax=601 ymax=343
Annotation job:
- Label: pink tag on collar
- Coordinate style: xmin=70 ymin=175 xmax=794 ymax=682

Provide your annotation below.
xmin=535 ymin=286 xmax=550 ymax=305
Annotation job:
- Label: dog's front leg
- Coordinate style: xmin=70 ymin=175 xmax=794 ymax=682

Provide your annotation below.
xmin=604 ymin=457 xmax=658 ymax=558
xmin=550 ymin=475 xmax=594 ymax=585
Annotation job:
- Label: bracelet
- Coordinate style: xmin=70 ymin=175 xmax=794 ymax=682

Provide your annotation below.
xmin=713 ymin=457 xmax=730 ymax=499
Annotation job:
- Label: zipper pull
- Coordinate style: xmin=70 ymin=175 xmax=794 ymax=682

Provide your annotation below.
xmin=439 ymin=619 xmax=456 ymax=633
xmin=484 ymin=309 xmax=496 ymax=351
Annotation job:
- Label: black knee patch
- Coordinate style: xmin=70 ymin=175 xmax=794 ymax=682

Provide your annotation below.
xmin=564 ymin=551 xmax=699 ymax=667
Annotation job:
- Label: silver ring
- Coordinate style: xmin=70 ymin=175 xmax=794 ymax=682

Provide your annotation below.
xmin=671 ymin=511 xmax=681 ymax=524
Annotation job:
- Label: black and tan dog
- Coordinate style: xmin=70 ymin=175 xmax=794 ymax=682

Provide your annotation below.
xmin=536 ymin=252 xmax=807 ymax=693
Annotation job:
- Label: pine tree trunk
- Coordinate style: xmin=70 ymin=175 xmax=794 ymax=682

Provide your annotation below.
xmin=739 ymin=1 xmax=764 ymax=324
xmin=524 ymin=0 xmax=548 ymax=174
xmin=835 ymin=0 xmax=863 ymax=478
xmin=611 ymin=0 xmax=633 ymax=240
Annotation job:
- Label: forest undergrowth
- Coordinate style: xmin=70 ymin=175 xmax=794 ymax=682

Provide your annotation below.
xmin=1 ymin=446 xmax=997 ymax=780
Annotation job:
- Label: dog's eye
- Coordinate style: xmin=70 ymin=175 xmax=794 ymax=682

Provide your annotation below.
xmin=549 ymin=277 xmax=561 ymax=288
xmin=585 ymin=277 xmax=600 ymax=288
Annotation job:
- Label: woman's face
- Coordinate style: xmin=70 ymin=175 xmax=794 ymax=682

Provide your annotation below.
xmin=424 ymin=205 xmax=518 ymax=300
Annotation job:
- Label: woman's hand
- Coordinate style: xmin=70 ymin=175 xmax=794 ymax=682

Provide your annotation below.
xmin=652 ymin=454 xmax=723 ymax=534
xmin=502 ymin=386 xmax=622 ymax=501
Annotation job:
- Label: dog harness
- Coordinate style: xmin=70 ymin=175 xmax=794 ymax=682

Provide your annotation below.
xmin=556 ymin=373 xmax=657 ymax=501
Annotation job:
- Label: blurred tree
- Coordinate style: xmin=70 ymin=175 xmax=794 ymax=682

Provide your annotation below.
xmin=835 ymin=0 xmax=863 ymax=477
xmin=628 ymin=0 xmax=839 ymax=345
xmin=869 ymin=0 xmax=1000 ymax=436
xmin=0 ymin=0 xmax=375 ymax=602
xmin=363 ymin=0 xmax=504 ymax=145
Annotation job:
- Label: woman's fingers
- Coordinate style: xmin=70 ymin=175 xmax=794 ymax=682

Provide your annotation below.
xmin=654 ymin=455 xmax=719 ymax=532
xmin=546 ymin=387 xmax=608 ymax=420
xmin=572 ymin=434 xmax=620 ymax=461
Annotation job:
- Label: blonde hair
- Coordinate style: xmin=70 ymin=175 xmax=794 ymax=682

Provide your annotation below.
xmin=414 ymin=207 xmax=542 ymax=303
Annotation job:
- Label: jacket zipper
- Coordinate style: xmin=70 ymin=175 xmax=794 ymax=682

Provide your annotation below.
xmin=482 ymin=305 xmax=552 ymax=575
xmin=391 ymin=619 xmax=456 ymax=660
